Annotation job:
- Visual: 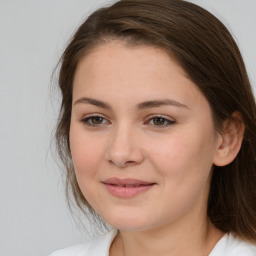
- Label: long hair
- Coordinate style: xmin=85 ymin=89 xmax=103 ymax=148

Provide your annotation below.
xmin=55 ymin=0 xmax=256 ymax=242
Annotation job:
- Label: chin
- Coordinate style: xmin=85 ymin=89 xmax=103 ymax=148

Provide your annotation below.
xmin=109 ymin=222 xmax=150 ymax=232
xmin=101 ymin=211 xmax=150 ymax=232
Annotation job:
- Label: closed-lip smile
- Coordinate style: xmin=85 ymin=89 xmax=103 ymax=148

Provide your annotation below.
xmin=102 ymin=178 xmax=156 ymax=198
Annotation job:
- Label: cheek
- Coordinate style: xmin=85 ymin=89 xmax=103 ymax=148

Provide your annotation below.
xmin=69 ymin=125 xmax=105 ymax=182
xmin=148 ymin=127 xmax=216 ymax=179
xmin=69 ymin=128 xmax=107 ymax=209
xmin=148 ymin=130 xmax=215 ymax=216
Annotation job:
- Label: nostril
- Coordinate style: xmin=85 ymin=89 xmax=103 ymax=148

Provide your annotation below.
xmin=126 ymin=160 xmax=136 ymax=165
xmin=107 ymin=159 xmax=136 ymax=168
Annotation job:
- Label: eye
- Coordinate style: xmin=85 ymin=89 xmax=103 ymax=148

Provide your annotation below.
xmin=147 ymin=116 xmax=176 ymax=127
xmin=81 ymin=115 xmax=109 ymax=127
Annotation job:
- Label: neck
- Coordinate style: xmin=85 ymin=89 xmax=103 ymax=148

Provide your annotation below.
xmin=110 ymin=217 xmax=224 ymax=256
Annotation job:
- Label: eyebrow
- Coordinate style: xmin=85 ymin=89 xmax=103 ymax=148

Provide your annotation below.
xmin=74 ymin=97 xmax=111 ymax=109
xmin=74 ymin=97 xmax=190 ymax=110
xmin=137 ymin=99 xmax=190 ymax=110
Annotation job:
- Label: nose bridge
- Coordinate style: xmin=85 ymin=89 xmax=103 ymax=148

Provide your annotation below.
xmin=106 ymin=121 xmax=143 ymax=167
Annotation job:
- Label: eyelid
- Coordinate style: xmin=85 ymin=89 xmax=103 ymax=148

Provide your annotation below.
xmin=145 ymin=114 xmax=176 ymax=127
xmin=82 ymin=113 xmax=105 ymax=118
xmin=80 ymin=113 xmax=110 ymax=126
xmin=79 ymin=113 xmax=175 ymax=128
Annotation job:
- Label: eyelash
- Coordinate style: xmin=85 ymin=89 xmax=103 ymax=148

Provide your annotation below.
xmin=81 ymin=115 xmax=176 ymax=128
xmin=146 ymin=115 xmax=176 ymax=127
xmin=81 ymin=115 xmax=109 ymax=127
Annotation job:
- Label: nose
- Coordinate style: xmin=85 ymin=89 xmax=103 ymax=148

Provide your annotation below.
xmin=105 ymin=124 xmax=144 ymax=168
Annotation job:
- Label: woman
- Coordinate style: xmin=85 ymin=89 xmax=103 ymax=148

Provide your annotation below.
xmin=50 ymin=0 xmax=256 ymax=255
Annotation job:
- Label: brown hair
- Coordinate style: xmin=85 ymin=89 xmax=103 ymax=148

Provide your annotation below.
xmin=55 ymin=0 xmax=256 ymax=242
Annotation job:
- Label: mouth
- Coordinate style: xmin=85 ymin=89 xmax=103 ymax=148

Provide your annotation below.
xmin=102 ymin=178 xmax=156 ymax=198
xmin=110 ymin=184 xmax=149 ymax=187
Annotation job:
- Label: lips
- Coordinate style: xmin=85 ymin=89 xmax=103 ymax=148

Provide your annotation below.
xmin=112 ymin=184 xmax=143 ymax=187
xmin=102 ymin=178 xmax=156 ymax=198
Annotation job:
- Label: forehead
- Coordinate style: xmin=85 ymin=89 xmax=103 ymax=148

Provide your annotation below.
xmin=73 ymin=41 xmax=207 ymax=109
xmin=74 ymin=41 xmax=187 ymax=80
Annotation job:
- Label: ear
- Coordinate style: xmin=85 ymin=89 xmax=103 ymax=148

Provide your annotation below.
xmin=213 ymin=111 xmax=245 ymax=167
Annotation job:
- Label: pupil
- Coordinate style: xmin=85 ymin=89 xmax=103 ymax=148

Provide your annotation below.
xmin=154 ymin=117 xmax=164 ymax=125
xmin=92 ymin=117 xmax=103 ymax=124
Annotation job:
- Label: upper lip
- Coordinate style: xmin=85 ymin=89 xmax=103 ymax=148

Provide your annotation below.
xmin=102 ymin=177 xmax=155 ymax=186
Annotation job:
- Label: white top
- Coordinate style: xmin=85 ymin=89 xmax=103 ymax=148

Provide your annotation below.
xmin=49 ymin=230 xmax=256 ymax=256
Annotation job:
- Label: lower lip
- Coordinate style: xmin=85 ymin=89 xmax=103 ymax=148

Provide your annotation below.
xmin=103 ymin=183 xmax=155 ymax=198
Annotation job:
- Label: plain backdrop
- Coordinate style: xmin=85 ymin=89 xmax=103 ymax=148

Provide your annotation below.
xmin=0 ymin=1 xmax=255 ymax=255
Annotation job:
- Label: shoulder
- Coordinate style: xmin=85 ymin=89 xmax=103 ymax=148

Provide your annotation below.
xmin=210 ymin=233 xmax=256 ymax=256
xmin=48 ymin=229 xmax=118 ymax=256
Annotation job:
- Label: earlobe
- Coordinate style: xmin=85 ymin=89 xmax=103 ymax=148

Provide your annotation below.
xmin=213 ymin=111 xmax=245 ymax=167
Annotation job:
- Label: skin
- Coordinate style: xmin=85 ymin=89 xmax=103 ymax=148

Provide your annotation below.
xmin=70 ymin=41 xmax=228 ymax=255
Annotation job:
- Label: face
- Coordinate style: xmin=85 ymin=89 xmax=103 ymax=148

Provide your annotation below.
xmin=70 ymin=41 xmax=222 ymax=232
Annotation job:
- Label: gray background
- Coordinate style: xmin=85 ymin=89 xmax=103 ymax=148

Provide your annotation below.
xmin=0 ymin=0 xmax=255 ymax=255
